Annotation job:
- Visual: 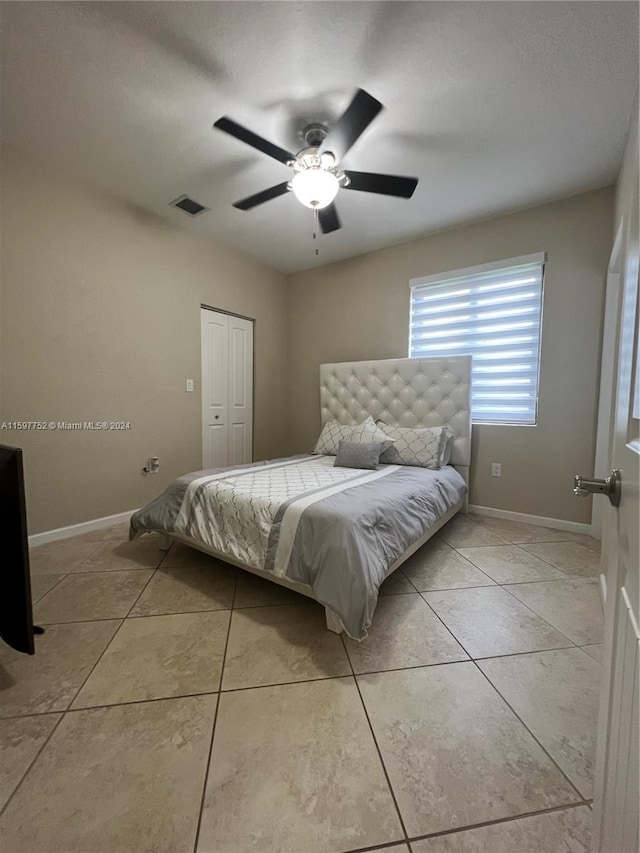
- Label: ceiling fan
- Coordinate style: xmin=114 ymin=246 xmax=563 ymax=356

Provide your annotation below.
xmin=213 ymin=89 xmax=418 ymax=234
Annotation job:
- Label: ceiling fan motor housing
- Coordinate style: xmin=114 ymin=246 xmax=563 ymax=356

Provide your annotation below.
xmin=291 ymin=149 xmax=348 ymax=182
xmin=301 ymin=123 xmax=328 ymax=148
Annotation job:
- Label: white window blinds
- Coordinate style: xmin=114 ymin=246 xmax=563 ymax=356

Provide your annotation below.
xmin=409 ymin=253 xmax=545 ymax=424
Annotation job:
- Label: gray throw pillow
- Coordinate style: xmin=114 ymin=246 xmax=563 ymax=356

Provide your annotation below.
xmin=334 ymin=440 xmax=384 ymax=470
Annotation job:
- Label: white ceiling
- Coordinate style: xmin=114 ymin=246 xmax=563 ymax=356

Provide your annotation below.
xmin=1 ymin=2 xmax=637 ymax=274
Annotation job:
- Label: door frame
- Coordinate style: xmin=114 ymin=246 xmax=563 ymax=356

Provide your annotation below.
xmin=200 ymin=304 xmax=256 ymax=468
xmin=591 ymin=224 xmax=624 ymax=550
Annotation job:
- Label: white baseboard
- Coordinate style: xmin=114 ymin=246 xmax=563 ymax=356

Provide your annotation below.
xmin=31 ymin=502 xmax=594 ymax=547
xmin=29 ymin=510 xmax=137 ymax=547
xmin=468 ymin=504 xmax=595 ymax=536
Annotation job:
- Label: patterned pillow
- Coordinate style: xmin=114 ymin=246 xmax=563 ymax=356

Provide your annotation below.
xmin=440 ymin=427 xmax=455 ymax=466
xmin=334 ymin=440 xmax=384 ymax=470
xmin=313 ymin=419 xmax=365 ymax=455
xmin=376 ymin=423 xmax=448 ymax=469
xmin=347 ymin=417 xmax=395 ymax=450
xmin=313 ymin=416 xmax=394 ymax=456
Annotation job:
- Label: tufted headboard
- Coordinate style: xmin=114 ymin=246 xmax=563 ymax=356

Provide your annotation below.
xmin=319 ymin=357 xmax=472 ymax=477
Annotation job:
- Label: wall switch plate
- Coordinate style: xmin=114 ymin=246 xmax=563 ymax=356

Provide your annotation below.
xmin=491 ymin=462 xmax=502 ymax=477
xmin=186 ymin=379 xmax=194 ymax=392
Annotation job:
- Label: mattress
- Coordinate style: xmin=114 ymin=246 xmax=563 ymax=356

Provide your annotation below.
xmin=130 ymin=454 xmax=467 ymax=639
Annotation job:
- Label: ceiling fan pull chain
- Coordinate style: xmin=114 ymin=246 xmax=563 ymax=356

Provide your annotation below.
xmin=313 ymin=207 xmax=319 ymax=255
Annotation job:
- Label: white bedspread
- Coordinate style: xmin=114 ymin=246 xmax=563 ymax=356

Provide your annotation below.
xmin=174 ymin=455 xmax=399 ymax=570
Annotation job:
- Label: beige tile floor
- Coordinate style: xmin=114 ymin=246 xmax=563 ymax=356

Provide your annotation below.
xmin=0 ymin=514 xmax=603 ymax=852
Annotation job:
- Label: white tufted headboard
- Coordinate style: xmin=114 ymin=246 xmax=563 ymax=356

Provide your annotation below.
xmin=319 ymin=357 xmax=472 ymax=477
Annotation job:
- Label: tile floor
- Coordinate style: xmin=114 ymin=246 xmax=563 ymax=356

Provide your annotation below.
xmin=0 ymin=513 xmax=603 ymax=852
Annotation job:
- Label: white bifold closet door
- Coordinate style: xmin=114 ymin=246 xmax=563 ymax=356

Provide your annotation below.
xmin=201 ymin=307 xmax=253 ymax=469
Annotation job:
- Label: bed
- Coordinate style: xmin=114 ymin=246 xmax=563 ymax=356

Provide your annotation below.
xmin=130 ymin=356 xmax=472 ymax=640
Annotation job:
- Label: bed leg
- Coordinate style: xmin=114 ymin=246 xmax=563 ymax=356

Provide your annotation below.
xmin=159 ymin=534 xmax=172 ymax=552
xmin=325 ymin=608 xmax=343 ymax=635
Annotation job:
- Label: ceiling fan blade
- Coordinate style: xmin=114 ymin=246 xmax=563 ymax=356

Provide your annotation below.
xmin=318 ymin=203 xmax=341 ymax=234
xmin=232 ymin=182 xmax=291 ymax=211
xmin=343 ymin=171 xmax=418 ymax=199
xmin=318 ymin=89 xmax=383 ymax=163
xmin=214 ymin=117 xmax=295 ymax=166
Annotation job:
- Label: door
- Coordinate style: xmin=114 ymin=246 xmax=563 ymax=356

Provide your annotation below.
xmin=201 ymin=307 xmax=253 ymax=469
xmin=201 ymin=309 xmax=229 ymax=470
xmin=227 ymin=313 xmax=253 ymax=466
xmin=590 ymin=184 xmax=639 ymax=850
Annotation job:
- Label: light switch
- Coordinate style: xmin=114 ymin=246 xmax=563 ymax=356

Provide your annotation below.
xmin=186 ymin=379 xmax=195 ymax=392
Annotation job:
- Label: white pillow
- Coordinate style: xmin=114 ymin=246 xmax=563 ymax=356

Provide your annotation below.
xmin=313 ymin=416 xmax=394 ymax=456
xmin=376 ymin=423 xmax=449 ymax=469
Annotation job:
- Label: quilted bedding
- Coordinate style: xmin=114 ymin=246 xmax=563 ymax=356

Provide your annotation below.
xmin=130 ymin=454 xmax=466 ymax=639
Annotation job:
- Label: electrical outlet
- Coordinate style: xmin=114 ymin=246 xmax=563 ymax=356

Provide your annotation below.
xmin=186 ymin=379 xmax=194 ymax=392
xmin=491 ymin=462 xmax=502 ymax=477
xmin=143 ymin=457 xmax=160 ymax=475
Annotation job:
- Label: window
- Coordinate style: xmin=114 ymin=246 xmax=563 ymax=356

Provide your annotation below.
xmin=409 ymin=253 xmax=545 ymax=425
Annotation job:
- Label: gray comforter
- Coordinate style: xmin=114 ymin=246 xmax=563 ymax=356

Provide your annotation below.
xmin=130 ymin=454 xmax=466 ymax=639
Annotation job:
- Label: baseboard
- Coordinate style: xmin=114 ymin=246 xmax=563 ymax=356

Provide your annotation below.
xmin=32 ymin=502 xmax=593 ymax=546
xmin=28 ymin=510 xmax=137 ymax=547
xmin=468 ymin=504 xmax=594 ymax=536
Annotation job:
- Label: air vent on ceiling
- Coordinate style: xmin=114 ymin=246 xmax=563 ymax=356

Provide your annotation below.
xmin=171 ymin=195 xmax=209 ymax=216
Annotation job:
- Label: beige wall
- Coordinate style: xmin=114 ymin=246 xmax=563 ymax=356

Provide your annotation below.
xmin=287 ymin=187 xmax=615 ymax=524
xmin=0 ymin=146 xmax=289 ymax=533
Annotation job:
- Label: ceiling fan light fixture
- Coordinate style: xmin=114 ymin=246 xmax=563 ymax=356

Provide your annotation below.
xmin=291 ymin=168 xmax=339 ymax=209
